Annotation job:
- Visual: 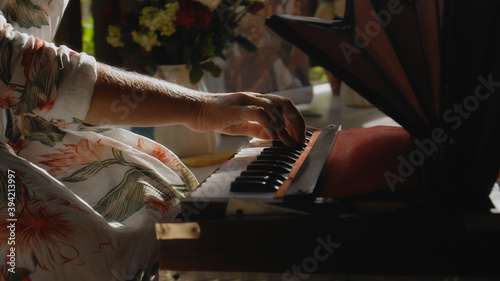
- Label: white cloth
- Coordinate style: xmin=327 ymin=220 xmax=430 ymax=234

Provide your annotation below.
xmin=0 ymin=1 xmax=197 ymax=280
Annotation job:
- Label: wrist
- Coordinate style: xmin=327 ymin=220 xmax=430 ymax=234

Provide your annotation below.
xmin=181 ymin=91 xmax=214 ymax=132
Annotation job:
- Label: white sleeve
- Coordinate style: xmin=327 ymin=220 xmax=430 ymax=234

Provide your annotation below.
xmin=0 ymin=8 xmax=97 ymax=123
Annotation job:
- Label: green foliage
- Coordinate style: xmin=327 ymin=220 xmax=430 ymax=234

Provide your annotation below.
xmin=103 ymin=0 xmax=263 ymax=83
xmin=82 ymin=16 xmax=95 ymax=55
xmin=309 ymin=66 xmax=328 ymax=84
xmin=81 ymin=0 xmax=95 ymax=55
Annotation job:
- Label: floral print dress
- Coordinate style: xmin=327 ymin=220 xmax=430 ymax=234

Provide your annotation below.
xmin=0 ymin=1 xmax=198 ymax=280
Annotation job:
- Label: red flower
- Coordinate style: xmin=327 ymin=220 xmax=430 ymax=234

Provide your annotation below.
xmin=137 ymin=138 xmax=182 ymax=171
xmin=8 ymin=138 xmax=31 ymax=153
xmin=0 ymin=86 xmax=18 ymax=109
xmin=21 ymin=38 xmax=51 ymax=82
xmin=144 ymin=195 xmax=171 ymax=214
xmin=38 ymin=139 xmax=104 ymax=177
xmin=33 ymin=88 xmax=56 ymax=114
xmin=175 ymin=0 xmax=212 ymax=28
xmin=0 ymin=199 xmax=90 ymax=272
xmin=38 ymin=139 xmax=103 ymax=168
xmin=101 ymin=5 xmax=122 ymax=26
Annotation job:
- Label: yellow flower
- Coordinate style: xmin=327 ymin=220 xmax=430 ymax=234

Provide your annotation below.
xmin=131 ymin=30 xmax=161 ymax=52
xmin=159 ymin=2 xmax=179 ymax=36
xmin=139 ymin=6 xmax=163 ymax=31
xmin=106 ymin=25 xmax=124 ymax=48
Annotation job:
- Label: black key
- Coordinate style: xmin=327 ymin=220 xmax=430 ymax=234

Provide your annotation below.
xmin=272 ymin=140 xmax=307 ymax=149
xmin=295 ymin=143 xmax=308 ymax=150
xmin=272 ymin=131 xmax=313 ymax=148
xmin=260 ymin=150 xmax=300 ymax=160
xmin=230 ymin=180 xmax=278 ymax=192
xmin=264 ymin=146 xmax=304 ymax=152
xmin=267 ymin=144 xmax=304 ymax=150
xmin=240 ymin=170 xmax=288 ymax=182
xmin=234 ymin=175 xmax=283 ymax=187
xmin=251 ymin=159 xmax=294 ymax=170
xmin=262 ymin=148 xmax=302 ymax=158
xmin=247 ymin=163 xmax=290 ymax=174
xmin=257 ymin=154 xmax=297 ymax=164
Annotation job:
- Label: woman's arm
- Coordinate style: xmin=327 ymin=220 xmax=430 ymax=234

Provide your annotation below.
xmin=84 ymin=63 xmax=306 ymax=146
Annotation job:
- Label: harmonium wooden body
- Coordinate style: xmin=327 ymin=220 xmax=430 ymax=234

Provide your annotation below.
xmin=155 ymin=126 xmax=500 ymax=281
xmin=156 ymin=0 xmax=500 ymax=280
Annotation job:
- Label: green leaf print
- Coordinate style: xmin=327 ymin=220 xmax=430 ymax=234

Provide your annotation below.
xmin=4 ymin=109 xmax=22 ymax=143
xmin=13 ymin=65 xmax=61 ymax=115
xmin=61 ymin=158 xmax=121 ymax=182
xmin=0 ymin=0 xmax=49 ymax=28
xmin=1 ymin=267 xmax=32 ymax=281
xmin=0 ymin=37 xmax=13 ymax=85
xmin=177 ymin=165 xmax=198 ymax=194
xmin=0 ymin=170 xmax=8 ymax=207
xmin=112 ymin=148 xmax=127 ymax=163
xmin=93 ymin=169 xmax=162 ymax=222
xmin=126 ymin=163 xmax=187 ymax=201
xmin=93 ymin=157 xmax=186 ymax=221
xmin=20 ymin=115 xmax=65 ymax=147
xmin=58 ymin=147 xmax=189 ymax=222
xmin=0 ymin=166 xmax=27 ymax=208
xmin=70 ymin=118 xmax=112 ymax=133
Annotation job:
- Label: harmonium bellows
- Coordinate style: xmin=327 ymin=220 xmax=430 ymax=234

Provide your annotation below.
xmin=264 ymin=0 xmax=500 ymax=210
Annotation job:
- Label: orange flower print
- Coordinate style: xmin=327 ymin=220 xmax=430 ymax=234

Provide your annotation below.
xmin=53 ymin=119 xmax=67 ymax=129
xmin=0 ymin=199 xmax=90 ymax=272
xmin=144 ymin=195 xmax=171 ymax=214
xmin=38 ymin=139 xmax=104 ymax=177
xmin=37 ymin=0 xmax=50 ymax=17
xmin=137 ymin=138 xmax=182 ymax=170
xmin=0 ymin=86 xmax=19 ymax=109
xmin=33 ymin=88 xmax=56 ymax=114
xmin=7 ymin=138 xmax=31 ymax=153
xmin=21 ymin=38 xmax=51 ymax=82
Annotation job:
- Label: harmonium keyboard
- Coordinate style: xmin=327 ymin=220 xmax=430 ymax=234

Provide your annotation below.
xmin=156 ymin=125 xmax=500 ymax=281
xmin=178 ymin=125 xmax=341 ymax=220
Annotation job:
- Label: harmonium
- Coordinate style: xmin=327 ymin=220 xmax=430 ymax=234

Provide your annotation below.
xmin=155 ymin=0 xmax=500 ymax=280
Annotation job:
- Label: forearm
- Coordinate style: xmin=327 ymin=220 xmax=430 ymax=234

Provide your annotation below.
xmin=84 ymin=63 xmax=204 ymax=127
xmin=84 ymin=63 xmax=306 ymax=146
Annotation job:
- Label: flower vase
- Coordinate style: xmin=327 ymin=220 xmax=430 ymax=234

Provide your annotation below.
xmin=153 ymin=64 xmax=221 ymax=158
